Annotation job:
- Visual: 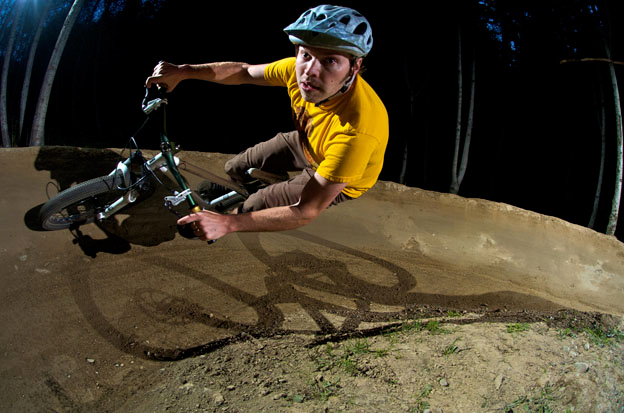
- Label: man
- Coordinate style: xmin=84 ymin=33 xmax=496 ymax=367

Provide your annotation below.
xmin=145 ymin=5 xmax=388 ymax=241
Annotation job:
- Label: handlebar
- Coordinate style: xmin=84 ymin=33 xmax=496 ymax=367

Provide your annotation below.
xmin=142 ymin=85 xmax=168 ymax=114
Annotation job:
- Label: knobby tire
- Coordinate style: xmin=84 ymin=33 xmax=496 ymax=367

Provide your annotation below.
xmin=39 ymin=172 xmax=126 ymax=230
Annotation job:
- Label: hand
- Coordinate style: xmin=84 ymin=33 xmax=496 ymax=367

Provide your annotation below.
xmin=145 ymin=61 xmax=185 ymax=92
xmin=177 ymin=210 xmax=231 ymax=241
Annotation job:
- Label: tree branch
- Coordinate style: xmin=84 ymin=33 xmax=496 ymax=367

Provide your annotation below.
xmin=560 ymin=58 xmax=624 ymax=66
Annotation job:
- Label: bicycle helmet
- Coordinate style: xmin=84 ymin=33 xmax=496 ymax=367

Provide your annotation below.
xmin=284 ymin=5 xmax=373 ymax=57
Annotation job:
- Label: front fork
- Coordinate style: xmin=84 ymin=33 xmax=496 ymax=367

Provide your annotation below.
xmin=96 ymin=145 xmax=198 ymax=221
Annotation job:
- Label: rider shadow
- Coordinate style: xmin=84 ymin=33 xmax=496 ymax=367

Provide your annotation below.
xmin=27 ymin=146 xmax=182 ymax=256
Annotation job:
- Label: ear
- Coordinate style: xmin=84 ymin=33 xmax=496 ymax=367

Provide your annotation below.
xmin=351 ymin=57 xmax=363 ymax=75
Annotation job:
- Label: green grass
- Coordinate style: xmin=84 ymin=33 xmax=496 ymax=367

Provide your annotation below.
xmin=503 ymin=386 xmax=557 ymax=412
xmin=411 ymin=384 xmax=433 ymax=412
xmin=583 ymin=326 xmax=624 ymax=347
xmin=506 ymin=323 xmax=530 ymax=334
xmin=425 ymin=320 xmax=451 ymax=335
xmin=311 ymin=377 xmax=341 ymax=402
xmin=443 ymin=337 xmax=462 ymax=356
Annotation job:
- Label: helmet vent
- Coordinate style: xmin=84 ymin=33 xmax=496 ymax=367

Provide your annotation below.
xmin=354 ymin=22 xmax=368 ymax=35
xmin=315 ymin=13 xmax=327 ymax=21
xmin=339 ymin=16 xmax=351 ymax=26
xmin=299 ymin=10 xmax=311 ymax=22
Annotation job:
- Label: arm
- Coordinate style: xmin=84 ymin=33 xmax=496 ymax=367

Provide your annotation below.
xmin=178 ymin=172 xmax=348 ymax=241
xmin=145 ymin=61 xmax=270 ymax=91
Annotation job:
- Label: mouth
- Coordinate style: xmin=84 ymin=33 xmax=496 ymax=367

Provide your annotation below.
xmin=300 ymin=80 xmax=321 ymax=92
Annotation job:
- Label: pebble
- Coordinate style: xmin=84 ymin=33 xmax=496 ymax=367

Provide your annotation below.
xmin=574 ymin=362 xmax=589 ymax=373
xmin=494 ymin=374 xmax=504 ymax=390
xmin=439 ymin=378 xmax=449 ymax=387
xmin=214 ymin=392 xmax=224 ymax=405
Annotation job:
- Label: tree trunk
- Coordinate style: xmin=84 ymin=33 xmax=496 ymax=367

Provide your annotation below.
xmin=450 ymin=27 xmax=475 ymax=195
xmin=450 ymin=26 xmax=463 ymax=194
xmin=400 ymin=61 xmax=414 ymax=185
xmin=457 ymin=54 xmax=476 ymax=187
xmin=1 ymin=1 xmax=24 ymax=147
xmin=20 ymin=1 xmax=52 ymax=141
xmin=606 ymin=58 xmax=623 ymax=236
xmin=29 ymin=0 xmax=85 ymax=147
xmin=589 ymin=83 xmax=606 ymax=229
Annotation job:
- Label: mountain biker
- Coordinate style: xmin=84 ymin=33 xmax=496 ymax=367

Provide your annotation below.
xmin=145 ymin=5 xmax=389 ymax=241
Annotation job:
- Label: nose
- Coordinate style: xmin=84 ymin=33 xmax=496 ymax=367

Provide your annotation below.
xmin=303 ymin=58 xmax=321 ymax=77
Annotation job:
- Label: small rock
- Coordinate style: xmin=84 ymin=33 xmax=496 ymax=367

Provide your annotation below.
xmin=574 ymin=362 xmax=589 ymax=373
xmin=439 ymin=378 xmax=449 ymax=387
xmin=86 ymin=358 xmax=95 ymax=364
xmin=226 ymin=385 xmax=236 ymax=391
xmin=494 ymin=374 xmax=504 ymax=390
xmin=214 ymin=392 xmax=224 ymax=405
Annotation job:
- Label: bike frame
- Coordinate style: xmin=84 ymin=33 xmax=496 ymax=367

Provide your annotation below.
xmin=97 ymin=88 xmax=202 ymax=221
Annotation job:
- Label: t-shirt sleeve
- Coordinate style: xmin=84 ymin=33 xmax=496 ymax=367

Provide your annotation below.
xmin=264 ymin=57 xmax=296 ymax=87
xmin=317 ymin=132 xmax=379 ymax=183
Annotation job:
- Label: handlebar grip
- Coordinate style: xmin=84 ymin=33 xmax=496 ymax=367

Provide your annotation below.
xmin=142 ymin=85 xmax=168 ymax=112
xmin=176 ymin=223 xmax=216 ymax=244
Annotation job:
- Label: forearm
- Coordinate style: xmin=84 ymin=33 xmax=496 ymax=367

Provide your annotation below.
xmin=146 ymin=60 xmax=268 ymax=91
xmin=179 ymin=62 xmax=259 ymax=85
xmin=228 ymin=205 xmax=317 ymax=233
xmin=177 ymin=173 xmax=347 ymax=241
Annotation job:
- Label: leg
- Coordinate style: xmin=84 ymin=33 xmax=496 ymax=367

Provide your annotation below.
xmin=224 ymin=131 xmax=308 ymax=184
xmin=240 ymin=168 xmax=353 ymax=213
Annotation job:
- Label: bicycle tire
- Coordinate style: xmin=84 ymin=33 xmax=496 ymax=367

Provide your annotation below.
xmin=39 ymin=172 xmax=126 ymax=230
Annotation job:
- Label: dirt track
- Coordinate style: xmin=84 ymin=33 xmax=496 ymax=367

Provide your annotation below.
xmin=1 ymin=146 xmax=623 ymax=411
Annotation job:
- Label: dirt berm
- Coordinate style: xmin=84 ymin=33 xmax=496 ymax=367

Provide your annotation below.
xmin=1 ymin=146 xmax=622 ymax=412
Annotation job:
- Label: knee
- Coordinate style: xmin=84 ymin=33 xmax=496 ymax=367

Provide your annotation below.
xmin=224 ymin=156 xmax=247 ymax=183
xmin=239 ymin=192 xmax=266 ymax=213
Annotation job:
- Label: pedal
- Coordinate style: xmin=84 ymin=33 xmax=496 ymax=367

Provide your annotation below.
xmin=242 ymin=179 xmax=266 ymax=195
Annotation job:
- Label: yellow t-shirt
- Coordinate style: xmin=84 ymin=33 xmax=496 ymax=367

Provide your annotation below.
xmin=264 ymin=57 xmax=389 ymax=199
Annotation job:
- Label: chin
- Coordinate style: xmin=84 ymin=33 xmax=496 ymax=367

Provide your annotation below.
xmin=300 ymin=91 xmax=324 ymax=104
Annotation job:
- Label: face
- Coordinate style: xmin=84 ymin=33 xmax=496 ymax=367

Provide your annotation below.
xmin=295 ymin=46 xmax=361 ymax=104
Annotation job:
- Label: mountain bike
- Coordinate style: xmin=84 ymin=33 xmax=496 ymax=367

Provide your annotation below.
xmin=38 ymin=86 xmax=286 ymax=240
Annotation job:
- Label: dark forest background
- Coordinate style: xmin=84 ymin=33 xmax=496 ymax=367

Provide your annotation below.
xmin=1 ymin=0 xmax=623 ymax=240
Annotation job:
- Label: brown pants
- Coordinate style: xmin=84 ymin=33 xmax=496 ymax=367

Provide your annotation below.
xmin=224 ymin=131 xmax=352 ymax=212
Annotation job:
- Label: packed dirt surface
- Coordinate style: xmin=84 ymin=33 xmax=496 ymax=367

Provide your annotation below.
xmin=1 ymin=146 xmax=623 ymax=412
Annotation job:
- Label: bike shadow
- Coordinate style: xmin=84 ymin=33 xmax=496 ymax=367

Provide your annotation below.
xmin=26 ymin=146 xmax=190 ymax=255
xmin=68 ymin=230 xmax=570 ymax=361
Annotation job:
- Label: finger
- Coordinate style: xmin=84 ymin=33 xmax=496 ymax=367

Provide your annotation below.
xmin=177 ymin=214 xmax=199 ymax=226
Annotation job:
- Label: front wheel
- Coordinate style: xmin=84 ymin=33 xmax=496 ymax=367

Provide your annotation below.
xmin=39 ymin=172 xmax=126 ymax=230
